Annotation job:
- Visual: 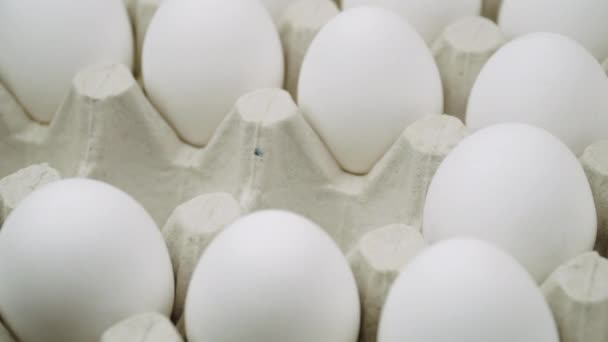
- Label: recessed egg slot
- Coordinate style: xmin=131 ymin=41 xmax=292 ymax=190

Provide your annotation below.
xmin=0 ymin=59 xmax=466 ymax=251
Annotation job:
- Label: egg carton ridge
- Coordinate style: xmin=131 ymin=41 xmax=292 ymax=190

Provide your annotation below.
xmin=0 ymin=61 xmax=466 ymax=253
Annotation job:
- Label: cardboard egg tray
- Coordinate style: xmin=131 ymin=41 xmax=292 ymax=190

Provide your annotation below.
xmin=2 ymin=0 xmax=608 ymax=341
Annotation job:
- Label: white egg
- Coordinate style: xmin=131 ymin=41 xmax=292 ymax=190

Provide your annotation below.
xmin=466 ymin=32 xmax=608 ymax=155
xmin=423 ymin=123 xmax=596 ymax=282
xmin=298 ymin=7 xmax=443 ymax=174
xmin=142 ymin=0 xmax=284 ymax=147
xmin=0 ymin=0 xmax=133 ymax=123
xmin=0 ymin=179 xmax=174 ymax=342
xmin=342 ymin=0 xmax=482 ymax=44
xmin=185 ymin=210 xmax=360 ymax=342
xmin=499 ymin=0 xmax=608 ymax=60
xmin=260 ymin=0 xmax=299 ymax=24
xmin=378 ymin=239 xmax=559 ymax=342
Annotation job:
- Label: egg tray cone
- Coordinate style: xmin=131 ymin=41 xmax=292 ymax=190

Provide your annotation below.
xmin=541 ymin=252 xmax=608 ymax=342
xmin=2 ymin=2 xmax=608 ymax=342
xmin=481 ymin=0 xmax=503 ymax=21
xmin=100 ymin=312 xmax=183 ymax=342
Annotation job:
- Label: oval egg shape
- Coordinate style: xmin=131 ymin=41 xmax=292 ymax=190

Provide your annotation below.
xmin=298 ymin=6 xmax=443 ymax=174
xmin=466 ymin=32 xmax=608 ymax=155
xmin=0 ymin=0 xmax=133 ymax=123
xmin=0 ymin=179 xmax=174 ymax=342
xmin=423 ymin=123 xmax=597 ymax=282
xmin=184 ymin=210 xmax=360 ymax=342
xmin=142 ymin=0 xmax=284 ymax=147
xmin=378 ymin=238 xmax=559 ymax=342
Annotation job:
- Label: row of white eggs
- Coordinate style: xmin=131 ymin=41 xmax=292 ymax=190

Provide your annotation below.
xmin=0 ymin=164 xmax=570 ymax=342
xmin=2 ymin=0 xmax=608 ymax=174
xmin=252 ymin=0 xmax=608 ymax=62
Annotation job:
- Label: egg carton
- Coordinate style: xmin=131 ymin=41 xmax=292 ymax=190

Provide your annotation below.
xmin=481 ymin=0 xmax=503 ymax=21
xmin=2 ymin=164 xmax=608 ymax=342
xmin=0 ymin=164 xmax=60 ymax=227
xmin=100 ymin=312 xmax=183 ymax=342
xmin=2 ymin=0 xmax=608 ymax=341
xmin=0 ymin=1 xmax=509 ymax=249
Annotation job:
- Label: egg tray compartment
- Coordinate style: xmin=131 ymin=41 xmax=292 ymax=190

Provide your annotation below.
xmin=2 ymin=1 xmax=608 ymax=342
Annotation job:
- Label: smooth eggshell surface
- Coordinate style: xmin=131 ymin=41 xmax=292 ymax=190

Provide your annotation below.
xmin=298 ymin=7 xmax=443 ymax=174
xmin=342 ymin=0 xmax=482 ymax=44
xmin=185 ymin=210 xmax=360 ymax=342
xmin=142 ymin=0 xmax=284 ymax=147
xmin=378 ymin=239 xmax=559 ymax=342
xmin=499 ymin=0 xmax=608 ymax=60
xmin=0 ymin=179 xmax=174 ymax=342
xmin=0 ymin=0 xmax=133 ymax=123
xmin=423 ymin=123 xmax=597 ymax=282
xmin=466 ymin=32 xmax=608 ymax=155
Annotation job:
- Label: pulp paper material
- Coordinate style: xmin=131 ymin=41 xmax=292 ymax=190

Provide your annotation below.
xmin=581 ymin=141 xmax=608 ymax=257
xmin=432 ymin=16 xmax=505 ymax=121
xmin=482 ymin=0 xmax=503 ymax=21
xmin=0 ymin=164 xmax=61 ymax=226
xmin=542 ymin=252 xmax=608 ymax=342
xmin=279 ymin=0 xmax=339 ymax=100
xmin=123 ymin=0 xmax=137 ymax=19
xmin=348 ymin=224 xmax=427 ymax=342
xmin=0 ymin=61 xmax=466 ymax=253
xmin=0 ymin=320 xmax=15 ymax=342
xmin=162 ymin=192 xmax=241 ymax=324
xmin=100 ymin=313 xmax=183 ymax=342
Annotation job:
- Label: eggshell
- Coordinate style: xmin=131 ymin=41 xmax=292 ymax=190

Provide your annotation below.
xmin=342 ymin=0 xmax=482 ymax=44
xmin=378 ymin=239 xmax=559 ymax=342
xmin=466 ymin=32 xmax=608 ymax=155
xmin=499 ymin=0 xmax=608 ymax=60
xmin=184 ymin=210 xmax=360 ymax=342
xmin=0 ymin=179 xmax=174 ymax=342
xmin=0 ymin=0 xmax=133 ymax=123
xmin=142 ymin=0 xmax=284 ymax=146
xmin=423 ymin=123 xmax=597 ymax=282
xmin=298 ymin=7 xmax=443 ymax=174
